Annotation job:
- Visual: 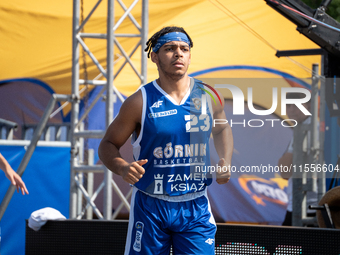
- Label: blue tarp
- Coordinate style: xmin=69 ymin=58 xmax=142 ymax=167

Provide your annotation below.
xmin=0 ymin=143 xmax=70 ymax=255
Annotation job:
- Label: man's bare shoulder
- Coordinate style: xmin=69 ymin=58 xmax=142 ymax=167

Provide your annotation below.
xmin=120 ymin=89 xmax=143 ymax=112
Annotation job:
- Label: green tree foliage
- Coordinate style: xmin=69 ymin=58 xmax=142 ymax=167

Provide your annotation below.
xmin=301 ymin=0 xmax=340 ymax=22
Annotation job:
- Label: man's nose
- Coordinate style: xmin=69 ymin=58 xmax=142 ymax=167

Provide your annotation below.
xmin=174 ymin=47 xmax=183 ymax=57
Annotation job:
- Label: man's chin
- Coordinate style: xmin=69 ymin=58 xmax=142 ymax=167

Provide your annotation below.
xmin=160 ymin=67 xmax=188 ymax=79
xmin=173 ymin=68 xmax=189 ymax=76
xmin=172 ymin=72 xmax=187 ymax=79
xmin=163 ymin=71 xmax=186 ymax=79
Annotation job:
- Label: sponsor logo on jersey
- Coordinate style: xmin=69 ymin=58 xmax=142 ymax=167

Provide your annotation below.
xmin=154 ymin=174 xmax=164 ymax=194
xmin=151 ymin=100 xmax=163 ymax=108
xmin=192 ymin=98 xmax=201 ymax=110
xmin=148 ymin=109 xmax=177 ymax=118
xmin=153 ymin=142 xmax=206 ymax=159
xmin=168 ymin=173 xmax=207 ymax=192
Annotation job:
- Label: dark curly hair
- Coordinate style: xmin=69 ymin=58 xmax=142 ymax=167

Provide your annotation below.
xmin=144 ymin=26 xmax=194 ymax=58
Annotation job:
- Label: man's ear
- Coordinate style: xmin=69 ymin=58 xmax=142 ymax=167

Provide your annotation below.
xmin=150 ymin=52 xmax=158 ymax=64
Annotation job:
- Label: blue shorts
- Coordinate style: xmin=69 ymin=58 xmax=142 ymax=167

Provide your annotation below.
xmin=124 ymin=188 xmax=216 ymax=255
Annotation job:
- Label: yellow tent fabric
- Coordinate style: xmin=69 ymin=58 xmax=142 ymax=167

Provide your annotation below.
xmin=0 ymin=0 xmax=320 ymax=99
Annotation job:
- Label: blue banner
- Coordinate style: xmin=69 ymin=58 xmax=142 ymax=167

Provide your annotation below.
xmin=0 ymin=144 xmax=70 ymax=255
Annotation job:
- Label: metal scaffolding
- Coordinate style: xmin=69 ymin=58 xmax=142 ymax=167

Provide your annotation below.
xmin=292 ymin=64 xmax=326 ymax=227
xmin=70 ymin=0 xmax=148 ymax=220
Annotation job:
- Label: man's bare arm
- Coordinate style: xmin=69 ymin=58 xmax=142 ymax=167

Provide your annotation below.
xmin=211 ymin=93 xmax=233 ymax=184
xmin=98 ymin=90 xmax=147 ymax=184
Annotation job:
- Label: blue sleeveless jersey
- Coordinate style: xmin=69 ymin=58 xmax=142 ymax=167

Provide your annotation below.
xmin=132 ymin=78 xmax=213 ymax=196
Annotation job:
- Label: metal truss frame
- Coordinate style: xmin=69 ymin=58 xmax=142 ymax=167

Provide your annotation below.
xmin=70 ymin=0 xmax=148 ymax=220
xmin=292 ymin=64 xmax=326 ymax=227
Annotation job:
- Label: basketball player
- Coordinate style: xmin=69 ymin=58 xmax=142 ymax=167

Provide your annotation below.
xmin=98 ymin=26 xmax=233 ymax=254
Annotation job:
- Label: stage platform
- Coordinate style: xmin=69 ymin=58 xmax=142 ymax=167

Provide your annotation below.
xmin=26 ymin=220 xmax=340 ymax=254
